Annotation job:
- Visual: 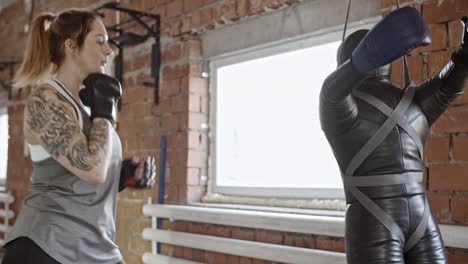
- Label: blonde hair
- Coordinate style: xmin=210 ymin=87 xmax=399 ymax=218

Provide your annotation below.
xmin=13 ymin=13 xmax=55 ymax=88
xmin=13 ymin=9 xmax=99 ymax=88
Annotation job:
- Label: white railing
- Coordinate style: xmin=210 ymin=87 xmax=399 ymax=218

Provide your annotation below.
xmin=141 ymin=204 xmax=347 ymax=264
xmin=141 ymin=204 xmax=468 ymax=264
xmin=0 ymin=191 xmax=14 ymax=246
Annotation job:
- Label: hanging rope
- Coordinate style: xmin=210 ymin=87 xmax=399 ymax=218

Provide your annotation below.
xmin=396 ymin=0 xmax=412 ymax=88
xmin=342 ymin=0 xmax=352 ymax=41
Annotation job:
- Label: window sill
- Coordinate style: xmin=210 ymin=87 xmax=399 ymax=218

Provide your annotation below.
xmin=201 ymin=192 xmax=347 ymax=211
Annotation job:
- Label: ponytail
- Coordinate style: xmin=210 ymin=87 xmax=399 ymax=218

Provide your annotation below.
xmin=13 ymin=13 xmax=56 ymax=88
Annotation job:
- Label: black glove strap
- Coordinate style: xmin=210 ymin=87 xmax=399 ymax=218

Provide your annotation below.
xmin=119 ymin=159 xmax=136 ymax=192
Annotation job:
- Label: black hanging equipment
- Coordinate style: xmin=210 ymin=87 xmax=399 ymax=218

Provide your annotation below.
xmin=94 ymin=2 xmax=161 ymax=105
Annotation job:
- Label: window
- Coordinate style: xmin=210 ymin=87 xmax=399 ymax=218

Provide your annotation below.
xmin=209 ymin=26 xmax=374 ymax=201
xmin=0 ymin=107 xmax=8 ymax=185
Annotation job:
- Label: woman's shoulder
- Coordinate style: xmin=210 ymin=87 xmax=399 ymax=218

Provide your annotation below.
xmin=31 ymin=82 xmax=58 ymax=98
xmin=29 ymin=82 xmax=72 ymax=107
xmin=26 ymin=83 xmax=77 ymax=120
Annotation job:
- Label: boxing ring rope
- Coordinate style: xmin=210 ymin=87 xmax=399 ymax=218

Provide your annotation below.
xmin=0 ymin=190 xmax=14 ymax=246
xmin=141 ymin=203 xmax=468 ymax=264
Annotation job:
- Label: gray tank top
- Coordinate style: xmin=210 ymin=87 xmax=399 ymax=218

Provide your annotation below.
xmin=5 ymin=79 xmax=123 ymax=264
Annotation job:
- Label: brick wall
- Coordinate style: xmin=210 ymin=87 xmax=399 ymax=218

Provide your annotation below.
xmin=2 ymin=0 xmax=468 ymax=263
xmin=386 ymin=0 xmax=468 ymax=263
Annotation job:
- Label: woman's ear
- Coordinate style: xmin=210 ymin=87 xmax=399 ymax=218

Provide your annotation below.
xmin=64 ymin=39 xmax=77 ymax=55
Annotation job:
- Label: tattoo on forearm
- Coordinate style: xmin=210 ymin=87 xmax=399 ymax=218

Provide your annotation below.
xmin=26 ymin=89 xmax=109 ymax=171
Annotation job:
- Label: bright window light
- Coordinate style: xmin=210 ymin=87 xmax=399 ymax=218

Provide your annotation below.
xmin=0 ymin=111 xmax=8 ymax=184
xmin=215 ymin=41 xmax=342 ymax=189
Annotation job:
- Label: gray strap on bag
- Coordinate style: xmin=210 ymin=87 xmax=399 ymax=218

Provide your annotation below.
xmin=343 ymin=85 xmax=429 ymax=251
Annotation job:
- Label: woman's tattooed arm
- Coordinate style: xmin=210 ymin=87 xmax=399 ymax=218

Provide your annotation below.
xmin=25 ymin=85 xmax=111 ymax=183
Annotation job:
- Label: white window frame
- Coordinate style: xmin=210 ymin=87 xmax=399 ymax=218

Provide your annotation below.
xmin=208 ymin=21 xmax=379 ymax=201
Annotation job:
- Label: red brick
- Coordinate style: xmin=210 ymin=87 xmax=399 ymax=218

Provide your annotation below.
xmin=167 ymin=132 xmax=188 ymax=149
xmin=237 ymin=0 xmax=251 ymax=18
xmin=427 ymin=50 xmax=452 ymax=77
xmin=129 ymin=234 xmax=152 ymax=253
xmin=205 ymin=225 xmax=231 ymax=238
xmin=213 ymin=0 xmax=239 ymax=24
xmin=185 ymin=39 xmax=202 ymax=57
xmin=431 ymin=106 xmax=468 ymax=134
xmin=264 ymin=0 xmax=282 ymax=9
xmin=163 ymin=64 xmax=190 ymax=80
xmin=213 ymin=252 xmax=227 ymax=263
xmin=408 ymin=54 xmax=424 ymax=83
xmin=174 ymin=245 xmax=185 ymax=258
xmin=199 ymin=7 xmax=215 ymax=30
xmin=284 ymin=233 xmax=316 ymax=248
xmin=391 ymin=57 xmax=404 ymax=86
xmin=160 ymin=114 xmax=180 ymax=131
xmin=249 ymin=0 xmax=265 ymax=15
xmin=183 ymin=0 xmax=205 ymax=12
xmin=423 ymin=0 xmax=468 ymax=23
xmin=179 ymin=185 xmax=188 ymax=204
xmin=161 ymin=78 xmax=182 ymax=97
xmin=189 ymin=59 xmax=203 ymax=76
xmin=192 ymin=249 xmax=205 ymax=262
xmin=130 ymin=52 xmax=152 ymax=71
xmin=169 ymin=220 xmax=189 ymax=232
xmin=280 ymin=0 xmax=301 ymax=5
xmin=170 ymin=19 xmax=183 ymax=36
xmin=178 ymin=247 xmax=191 ymax=260
xmin=165 ymin=183 xmax=181 ymax=203
xmin=204 ymin=251 xmax=217 ymax=263
xmin=449 ymin=18 xmax=464 ymax=48
xmin=232 ymin=227 xmax=255 ymax=241
xmin=426 ymin=193 xmax=450 ymax=223
xmin=171 ymin=93 xmax=189 ymax=113
xmin=451 ymin=195 xmax=468 ymax=223
xmin=190 ymin=9 xmax=202 ymax=29
xmin=381 ymin=0 xmax=412 ymax=10
xmin=180 ymin=16 xmax=192 ymax=34
xmin=392 ymin=55 xmax=424 ymax=85
xmin=162 ymin=43 xmax=183 ymax=63
xmin=412 ymin=23 xmax=447 ymax=53
xmin=429 ymin=164 xmax=468 ymax=191
xmin=425 ymin=136 xmax=450 ymax=162
xmin=316 ymin=237 xmax=345 ymax=253
xmin=453 ymin=135 xmax=468 ymax=161
xmin=448 ymin=252 xmax=468 ymax=264
xmin=227 ymin=254 xmax=241 ymax=263
xmin=167 ymin=0 xmax=184 ymax=18
xmin=255 ymin=230 xmax=283 ymax=244
xmin=452 ymin=84 xmax=468 ymax=105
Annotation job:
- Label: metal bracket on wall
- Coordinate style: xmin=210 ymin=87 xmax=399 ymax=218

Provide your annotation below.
xmin=95 ymin=2 xmax=161 ymax=105
xmin=0 ymin=60 xmax=19 ymax=101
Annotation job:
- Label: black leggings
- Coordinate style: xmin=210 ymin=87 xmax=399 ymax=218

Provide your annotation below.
xmin=2 ymin=237 xmax=60 ymax=264
xmin=345 ymin=194 xmax=447 ymax=264
xmin=2 ymin=237 xmax=126 ymax=264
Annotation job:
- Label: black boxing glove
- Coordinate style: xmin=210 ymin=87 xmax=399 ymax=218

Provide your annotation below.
xmin=119 ymin=157 xmax=156 ymax=192
xmin=351 ymin=6 xmax=431 ymax=73
xmin=80 ymin=73 xmax=122 ymax=124
xmin=452 ymin=16 xmax=468 ymax=65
